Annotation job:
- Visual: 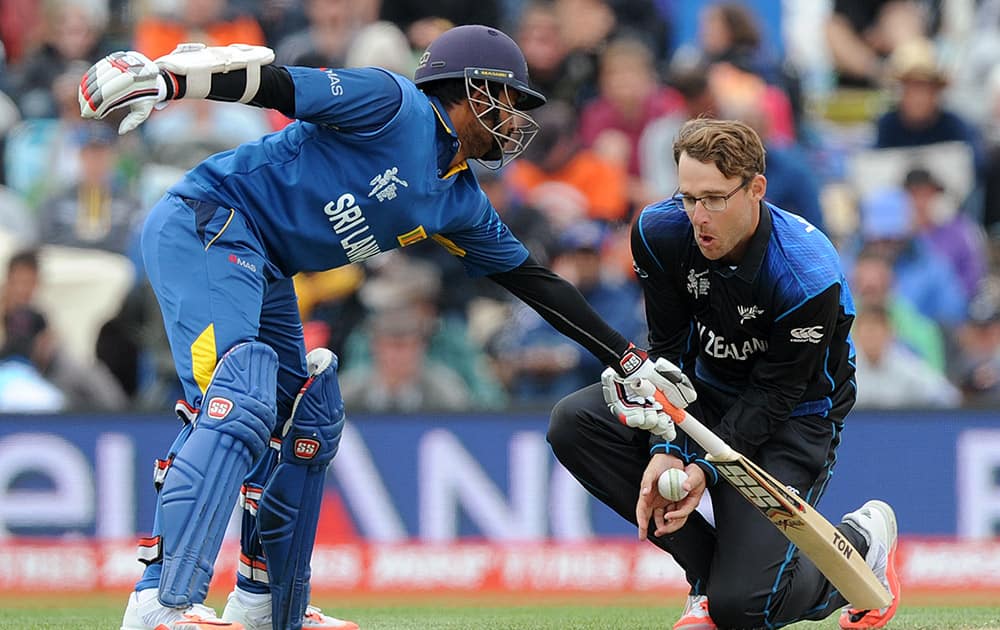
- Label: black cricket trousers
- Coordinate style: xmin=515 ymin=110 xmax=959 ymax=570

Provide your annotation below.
xmin=548 ymin=383 xmax=867 ymax=630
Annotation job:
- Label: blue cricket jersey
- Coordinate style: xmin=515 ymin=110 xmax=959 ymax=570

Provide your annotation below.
xmin=168 ymin=66 xmax=529 ymax=278
xmin=632 ymin=199 xmax=857 ymax=454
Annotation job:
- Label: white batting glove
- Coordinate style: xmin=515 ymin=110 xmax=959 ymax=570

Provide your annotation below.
xmin=601 ymin=369 xmax=677 ymax=440
xmin=79 ymin=50 xmax=167 ymax=135
xmin=629 ymin=357 xmax=697 ymax=410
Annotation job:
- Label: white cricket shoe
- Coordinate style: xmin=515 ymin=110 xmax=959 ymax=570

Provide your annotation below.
xmin=120 ymin=589 xmax=243 ymax=629
xmin=221 ymin=589 xmax=359 ymax=630
xmin=839 ymin=500 xmax=901 ymax=629
xmin=673 ymin=594 xmax=716 ymax=630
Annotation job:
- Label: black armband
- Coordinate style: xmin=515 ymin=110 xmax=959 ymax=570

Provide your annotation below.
xmin=160 ymin=65 xmax=296 ymax=118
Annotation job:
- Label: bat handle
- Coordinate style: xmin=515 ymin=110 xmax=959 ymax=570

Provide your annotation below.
xmin=652 ymin=390 xmax=737 ymax=460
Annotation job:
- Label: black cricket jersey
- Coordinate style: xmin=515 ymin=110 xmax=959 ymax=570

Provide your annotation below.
xmin=631 ymin=198 xmax=857 ymax=454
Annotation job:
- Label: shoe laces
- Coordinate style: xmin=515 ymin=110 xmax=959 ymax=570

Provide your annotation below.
xmin=682 ymin=595 xmax=711 ymax=618
xmin=305 ymin=605 xmax=324 ymax=621
xmin=186 ymin=603 xmax=220 ymax=619
xmin=144 ymin=602 xmax=220 ymax=627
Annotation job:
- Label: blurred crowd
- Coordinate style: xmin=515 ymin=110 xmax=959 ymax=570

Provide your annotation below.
xmin=0 ymin=0 xmax=998 ymax=413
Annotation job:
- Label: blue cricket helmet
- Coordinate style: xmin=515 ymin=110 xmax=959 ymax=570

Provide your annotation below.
xmin=414 ymin=24 xmax=546 ymax=110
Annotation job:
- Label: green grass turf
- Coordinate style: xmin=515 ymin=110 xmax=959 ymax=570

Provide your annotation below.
xmin=1 ymin=595 xmax=998 ymax=629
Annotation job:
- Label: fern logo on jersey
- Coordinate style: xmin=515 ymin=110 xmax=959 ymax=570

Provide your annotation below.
xmin=790 ymin=326 xmax=824 ymax=343
xmin=737 ymin=305 xmax=764 ymax=324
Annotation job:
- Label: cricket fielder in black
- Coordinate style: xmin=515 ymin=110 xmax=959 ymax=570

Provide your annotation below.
xmin=549 ymin=119 xmax=900 ymax=630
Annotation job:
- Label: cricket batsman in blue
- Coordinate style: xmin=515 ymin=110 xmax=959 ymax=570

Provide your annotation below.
xmin=79 ymin=25 xmax=697 ymax=630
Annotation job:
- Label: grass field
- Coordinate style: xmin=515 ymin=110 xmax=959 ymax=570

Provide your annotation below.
xmin=2 ymin=594 xmax=999 ymax=630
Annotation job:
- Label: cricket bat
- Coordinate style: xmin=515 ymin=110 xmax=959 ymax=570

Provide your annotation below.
xmin=652 ymin=391 xmax=891 ymax=610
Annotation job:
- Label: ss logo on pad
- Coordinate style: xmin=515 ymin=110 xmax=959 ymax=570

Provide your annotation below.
xmin=207 ymin=397 xmax=233 ymax=419
xmin=294 ymin=438 xmax=320 ymax=460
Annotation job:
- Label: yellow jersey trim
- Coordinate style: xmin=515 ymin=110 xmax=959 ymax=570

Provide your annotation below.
xmin=429 ymin=102 xmax=453 ymax=134
xmin=440 ymin=161 xmax=469 ymax=179
xmin=204 ymin=209 xmax=235 ymax=251
xmin=191 ymin=323 xmax=217 ymax=395
xmin=429 ymin=102 xmax=468 ymax=179
xmin=431 ymin=234 xmax=467 ymax=257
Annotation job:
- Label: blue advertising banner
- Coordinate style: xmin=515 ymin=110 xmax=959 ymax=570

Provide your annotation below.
xmin=0 ymin=410 xmax=997 ymax=540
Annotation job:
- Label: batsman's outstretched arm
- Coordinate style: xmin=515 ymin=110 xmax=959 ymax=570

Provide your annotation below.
xmin=79 ymin=44 xmax=282 ymax=133
xmin=489 ymin=256 xmax=696 ymax=405
xmin=79 ymin=44 xmax=405 ymax=134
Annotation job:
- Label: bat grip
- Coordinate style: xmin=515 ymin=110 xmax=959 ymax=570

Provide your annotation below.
xmin=652 ymin=391 xmax=736 ymax=459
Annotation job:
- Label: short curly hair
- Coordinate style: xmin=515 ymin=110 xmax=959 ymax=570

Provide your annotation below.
xmin=672 ymin=118 xmax=765 ymax=181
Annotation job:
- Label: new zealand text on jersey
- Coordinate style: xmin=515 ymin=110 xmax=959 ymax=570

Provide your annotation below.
xmin=324 ymin=193 xmax=382 ymax=263
xmin=698 ymin=322 xmax=768 ymax=360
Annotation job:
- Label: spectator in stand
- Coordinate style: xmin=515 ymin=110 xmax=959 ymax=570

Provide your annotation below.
xmin=722 ymin=96 xmax=823 ymax=231
xmin=400 ymin=16 xmax=454 ymax=58
xmin=339 ymin=305 xmax=474 ymax=412
xmin=37 ymin=122 xmax=144 ymax=256
xmin=242 ymin=0 xmax=308 ymax=48
xmin=133 ymin=0 xmax=265 ymax=60
xmin=684 ymin=2 xmax=782 ymax=88
xmin=875 ymin=37 xmax=985 ymax=175
xmin=130 ymin=0 xmax=274 ymax=162
xmin=0 ymin=306 xmax=65 ymax=412
xmin=852 ymin=303 xmax=960 ymax=409
xmin=549 ymin=0 xmax=619 ymax=106
xmin=516 ymin=0 xmax=593 ymax=108
xmin=851 ymin=245 xmax=946 ymax=373
xmin=855 ymin=187 xmax=967 ymax=326
xmin=380 ymin=0 xmax=500 ymax=33
xmin=274 ymin=0 xmax=360 ymax=68
xmin=639 ymin=61 xmax=718 ymax=200
xmin=1 ymin=249 xmax=40 ymax=319
xmin=344 ymin=20 xmax=415 ymax=76
xmin=141 ymin=96 xmax=273 ymax=170
xmin=343 ymin=254 xmax=508 ymax=409
xmin=825 ymin=0 xmax=932 ymax=88
xmin=5 ymin=61 xmax=139 ymax=207
xmin=507 ymin=100 xmax=630 ymax=223
xmin=9 ymin=0 xmax=110 ymax=119
xmin=380 ymin=0 xmax=501 ymax=30
xmin=901 ymin=165 xmax=986 ymax=300
xmin=0 ymin=181 xmax=37 ymax=245
xmin=292 ymin=265 xmax=366 ymax=360
xmin=951 ymin=278 xmax=1000 ymax=405
xmin=31 ymin=305 xmax=129 ymax=412
xmin=494 ymin=221 xmax=646 ymax=403
xmin=706 ymin=61 xmax=795 ymax=147
xmin=673 ymin=2 xmax=803 ymax=134
xmin=981 ymin=65 xmax=1000 ymax=236
xmin=607 ymin=0 xmax=669 ymax=64
xmin=0 ymin=0 xmax=43 ymax=67
xmin=580 ymin=36 xmax=684 ymax=180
